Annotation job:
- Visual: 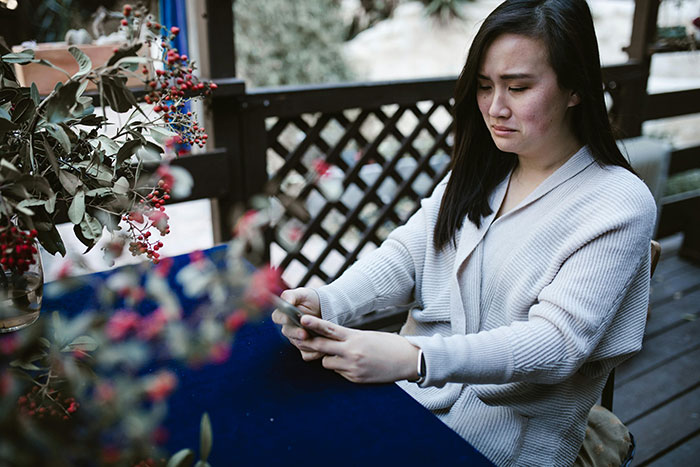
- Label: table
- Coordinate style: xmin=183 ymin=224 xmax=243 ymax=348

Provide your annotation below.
xmin=44 ymin=247 xmax=492 ymax=466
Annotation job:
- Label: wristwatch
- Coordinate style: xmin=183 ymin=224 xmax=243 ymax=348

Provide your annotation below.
xmin=415 ymin=349 xmax=426 ymax=385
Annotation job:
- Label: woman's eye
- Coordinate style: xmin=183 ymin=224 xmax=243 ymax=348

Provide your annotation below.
xmin=509 ymin=87 xmax=527 ymax=92
xmin=478 ymin=85 xmax=492 ymax=91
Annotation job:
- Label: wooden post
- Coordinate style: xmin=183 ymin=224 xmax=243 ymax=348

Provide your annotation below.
xmin=198 ymin=0 xmax=242 ymax=243
xmin=617 ymin=0 xmax=660 ymax=137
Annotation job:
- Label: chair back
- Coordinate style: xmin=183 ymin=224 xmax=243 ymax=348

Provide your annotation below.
xmin=650 ymin=240 xmax=661 ymax=277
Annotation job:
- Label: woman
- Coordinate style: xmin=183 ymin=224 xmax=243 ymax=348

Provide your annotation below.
xmin=272 ymin=0 xmax=656 ymax=465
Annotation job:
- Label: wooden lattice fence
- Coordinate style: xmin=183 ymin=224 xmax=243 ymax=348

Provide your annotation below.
xmin=242 ymin=80 xmax=455 ymax=288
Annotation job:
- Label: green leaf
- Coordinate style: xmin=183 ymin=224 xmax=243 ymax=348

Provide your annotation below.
xmin=13 ymin=203 xmax=34 ymax=216
xmin=41 ymin=135 xmax=60 ymax=175
xmin=116 ymin=139 xmax=144 ymax=166
xmin=44 ymin=80 xmax=81 ymax=123
xmin=0 ymin=117 xmax=17 ymax=138
xmin=166 ymin=449 xmax=195 ymax=467
xmin=149 ymin=126 xmax=179 ymax=145
xmin=59 ymin=170 xmax=82 ymax=195
xmin=36 ymin=59 xmax=71 ymax=78
xmin=45 ymin=192 xmax=56 ymax=214
xmin=18 ymin=175 xmax=53 ymax=199
xmin=37 ymin=224 xmax=66 ymax=256
xmin=0 ymin=88 xmax=19 ymax=104
xmin=74 ymin=161 xmax=113 ymax=183
xmin=134 ymin=141 xmax=164 ymax=163
xmin=106 ymin=43 xmax=143 ymax=67
xmin=0 ymin=158 xmax=20 ymax=173
xmin=86 ymin=187 xmax=112 ymax=197
xmin=93 ymin=209 xmax=120 ymax=233
xmin=72 ymin=222 xmax=96 ymax=252
xmin=114 ymin=55 xmax=150 ymax=69
xmin=79 ymin=212 xmax=103 ymax=240
xmin=51 ymin=311 xmax=63 ymax=342
xmin=9 ymin=360 xmax=41 ymax=371
xmin=170 ymin=166 xmax=194 ymax=199
xmin=17 ymin=198 xmax=46 ymax=209
xmin=199 ymin=412 xmax=213 ymax=461
xmin=96 ymin=135 xmax=120 ymax=156
xmin=113 ymin=176 xmax=129 ymax=195
xmin=11 ymin=98 xmax=35 ymax=124
xmin=61 ymin=335 xmax=98 ymax=352
xmin=76 ymin=79 xmax=88 ymax=96
xmin=30 ymin=82 xmax=40 ymax=105
xmin=68 ymin=190 xmax=85 ymax=224
xmin=47 ymin=123 xmax=72 ymax=153
xmin=79 ymin=114 xmax=105 ymax=126
xmin=1 ymin=49 xmax=35 ymax=64
xmin=101 ymin=74 xmax=137 ymax=113
xmin=68 ymin=47 xmax=92 ymax=80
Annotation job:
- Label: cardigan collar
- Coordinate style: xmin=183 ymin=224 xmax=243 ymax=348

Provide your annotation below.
xmin=452 ymin=145 xmax=595 ymax=277
xmin=449 ymin=145 xmax=594 ymax=334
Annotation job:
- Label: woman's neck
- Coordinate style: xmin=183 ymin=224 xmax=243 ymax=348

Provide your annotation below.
xmin=514 ymin=142 xmax=583 ymax=182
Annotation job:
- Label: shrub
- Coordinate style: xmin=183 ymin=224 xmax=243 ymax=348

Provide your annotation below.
xmin=234 ymin=0 xmax=353 ymax=87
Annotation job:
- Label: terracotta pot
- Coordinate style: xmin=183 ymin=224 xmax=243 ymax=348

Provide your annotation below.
xmin=12 ymin=42 xmax=147 ymax=95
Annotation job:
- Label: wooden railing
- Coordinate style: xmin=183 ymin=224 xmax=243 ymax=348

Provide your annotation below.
xmin=161 ymin=0 xmax=699 ymax=282
xmin=158 ymin=57 xmax=697 ymax=287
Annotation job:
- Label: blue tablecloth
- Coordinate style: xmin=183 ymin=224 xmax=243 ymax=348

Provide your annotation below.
xmin=44 ymin=248 xmax=492 ymax=466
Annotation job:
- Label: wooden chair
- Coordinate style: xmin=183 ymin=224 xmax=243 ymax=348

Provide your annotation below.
xmin=600 ymin=240 xmax=662 ymax=411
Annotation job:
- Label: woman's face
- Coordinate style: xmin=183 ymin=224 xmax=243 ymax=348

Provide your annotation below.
xmin=476 ymin=34 xmax=580 ymax=160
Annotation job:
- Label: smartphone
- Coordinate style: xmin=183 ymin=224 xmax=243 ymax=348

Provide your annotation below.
xmin=269 ymin=293 xmax=319 ymax=337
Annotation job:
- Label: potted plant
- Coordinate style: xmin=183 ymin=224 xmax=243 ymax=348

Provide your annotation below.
xmin=0 ymin=3 xmax=214 ymax=332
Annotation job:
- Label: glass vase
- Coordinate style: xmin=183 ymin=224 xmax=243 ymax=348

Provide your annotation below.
xmin=0 ymin=240 xmax=44 ymax=333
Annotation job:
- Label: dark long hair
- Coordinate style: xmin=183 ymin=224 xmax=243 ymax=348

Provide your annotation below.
xmin=433 ymin=0 xmax=636 ymax=250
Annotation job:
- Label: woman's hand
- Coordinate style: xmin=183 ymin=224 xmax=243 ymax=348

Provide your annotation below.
xmin=299 ymin=315 xmax=421 ymax=384
xmin=271 ymin=288 xmax=324 ymax=361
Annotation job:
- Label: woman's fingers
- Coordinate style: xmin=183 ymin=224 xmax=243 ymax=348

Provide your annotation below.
xmin=300 ymin=350 xmax=325 ymax=361
xmin=289 ymin=337 xmax=325 ymax=361
xmin=280 ymin=323 xmax=309 ymax=341
xmin=300 ymin=315 xmax=349 ymax=341
xmin=320 ymin=354 xmax=345 ymax=371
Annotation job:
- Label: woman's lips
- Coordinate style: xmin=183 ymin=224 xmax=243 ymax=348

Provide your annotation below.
xmin=491 ymin=126 xmax=517 ymax=136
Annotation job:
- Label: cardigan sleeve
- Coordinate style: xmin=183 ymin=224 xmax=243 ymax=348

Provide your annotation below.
xmin=315 ymin=176 xmax=449 ymax=326
xmin=404 ymin=195 xmax=657 ymax=387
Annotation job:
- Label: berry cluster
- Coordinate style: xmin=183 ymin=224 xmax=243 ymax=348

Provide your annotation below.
xmin=0 ymin=226 xmax=38 ymax=275
xmin=17 ymin=386 xmax=79 ymax=421
xmin=123 ymin=179 xmax=172 ymax=263
xmin=119 ymin=3 xmax=215 ymax=152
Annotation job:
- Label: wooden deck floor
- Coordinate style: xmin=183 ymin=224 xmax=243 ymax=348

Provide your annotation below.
xmin=613 ymin=234 xmax=700 ymax=466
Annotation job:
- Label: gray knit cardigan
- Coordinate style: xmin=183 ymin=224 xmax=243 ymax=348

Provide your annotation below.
xmin=316 ymin=146 xmax=657 ymax=466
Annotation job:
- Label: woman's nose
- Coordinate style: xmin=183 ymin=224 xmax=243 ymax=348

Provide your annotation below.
xmin=489 ymin=91 xmax=511 ymax=118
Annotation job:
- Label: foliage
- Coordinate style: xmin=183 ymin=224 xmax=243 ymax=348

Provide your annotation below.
xmin=0 ymin=3 xmax=214 ymax=277
xmin=234 ymin=0 xmax=353 ymax=87
xmin=0 ymin=225 xmax=286 ymax=465
xmin=345 ymin=0 xmax=400 ymax=40
xmin=665 ymin=168 xmax=700 ymax=196
xmin=420 ymin=0 xmax=475 ymax=22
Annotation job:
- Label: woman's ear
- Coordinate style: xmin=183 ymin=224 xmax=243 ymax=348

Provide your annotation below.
xmin=568 ymin=91 xmax=581 ymax=107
